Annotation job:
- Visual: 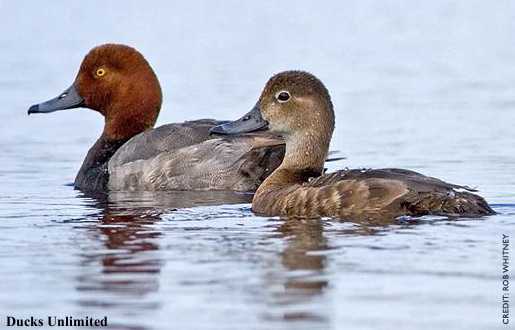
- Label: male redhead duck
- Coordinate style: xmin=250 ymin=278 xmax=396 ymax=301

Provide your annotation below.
xmin=211 ymin=71 xmax=495 ymax=219
xmin=28 ymin=44 xmax=284 ymax=192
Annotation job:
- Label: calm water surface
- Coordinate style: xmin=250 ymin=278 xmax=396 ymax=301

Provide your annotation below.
xmin=1 ymin=1 xmax=514 ymax=329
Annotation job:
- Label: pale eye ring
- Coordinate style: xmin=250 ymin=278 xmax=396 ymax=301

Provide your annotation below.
xmin=275 ymin=90 xmax=291 ymax=103
xmin=96 ymin=68 xmax=106 ymax=77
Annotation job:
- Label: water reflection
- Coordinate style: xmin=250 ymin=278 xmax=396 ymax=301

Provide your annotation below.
xmin=73 ymin=191 xmax=253 ymax=328
xmin=269 ymin=216 xmax=406 ymax=323
xmin=278 ymin=218 xmax=329 ymax=294
xmin=75 ymin=194 xmax=163 ymax=321
xmin=263 ymin=218 xmax=329 ymax=323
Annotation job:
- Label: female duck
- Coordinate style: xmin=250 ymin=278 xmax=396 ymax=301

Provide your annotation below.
xmin=28 ymin=44 xmax=284 ymax=192
xmin=211 ymin=71 xmax=495 ymax=218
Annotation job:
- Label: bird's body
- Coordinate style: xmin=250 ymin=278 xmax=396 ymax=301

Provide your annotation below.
xmin=211 ymin=71 xmax=494 ymax=219
xmin=252 ymin=168 xmax=494 ymax=219
xmin=28 ymin=44 xmax=284 ymax=192
xmin=107 ymin=122 xmax=284 ymax=191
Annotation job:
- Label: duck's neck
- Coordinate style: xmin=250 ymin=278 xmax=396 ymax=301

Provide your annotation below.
xmin=74 ymin=133 xmax=129 ymax=191
xmin=256 ymin=131 xmax=331 ymax=194
xmin=74 ymin=99 xmax=159 ymax=191
xmin=104 ymin=110 xmax=155 ymax=141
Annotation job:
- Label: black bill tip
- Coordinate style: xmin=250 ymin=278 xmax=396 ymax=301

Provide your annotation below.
xmin=27 ymin=83 xmax=84 ymax=116
xmin=28 ymin=104 xmax=39 ymax=115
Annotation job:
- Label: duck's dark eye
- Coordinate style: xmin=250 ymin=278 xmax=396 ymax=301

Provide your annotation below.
xmin=276 ymin=91 xmax=290 ymax=103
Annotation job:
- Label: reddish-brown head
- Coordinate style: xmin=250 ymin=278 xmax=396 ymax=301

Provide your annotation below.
xmin=28 ymin=44 xmax=162 ymax=141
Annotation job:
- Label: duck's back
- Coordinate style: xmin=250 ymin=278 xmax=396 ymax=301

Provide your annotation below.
xmin=108 ymin=120 xmax=285 ymax=191
xmin=254 ymin=168 xmax=494 ymax=218
xmin=110 ymin=119 xmax=220 ymax=166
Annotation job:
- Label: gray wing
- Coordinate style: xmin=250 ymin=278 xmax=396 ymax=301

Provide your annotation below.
xmin=110 ymin=119 xmax=222 ymax=167
xmin=108 ymin=134 xmax=284 ymax=192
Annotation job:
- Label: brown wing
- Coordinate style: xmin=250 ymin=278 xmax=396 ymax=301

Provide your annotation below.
xmin=255 ymin=168 xmax=494 ymax=219
xmin=307 ymin=168 xmax=477 ymax=192
xmin=311 ymin=168 xmax=493 ymax=217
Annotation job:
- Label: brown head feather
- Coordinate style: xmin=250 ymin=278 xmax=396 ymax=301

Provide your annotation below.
xmin=75 ymin=44 xmax=162 ymax=140
xmin=257 ymin=71 xmax=334 ymax=174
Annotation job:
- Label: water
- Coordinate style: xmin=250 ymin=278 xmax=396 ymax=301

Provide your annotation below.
xmin=1 ymin=1 xmax=514 ymax=329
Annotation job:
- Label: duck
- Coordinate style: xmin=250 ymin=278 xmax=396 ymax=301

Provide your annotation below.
xmin=28 ymin=44 xmax=285 ymax=192
xmin=210 ymin=71 xmax=495 ymax=219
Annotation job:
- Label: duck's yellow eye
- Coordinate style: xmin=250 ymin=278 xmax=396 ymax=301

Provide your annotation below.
xmin=95 ymin=68 xmax=106 ymax=77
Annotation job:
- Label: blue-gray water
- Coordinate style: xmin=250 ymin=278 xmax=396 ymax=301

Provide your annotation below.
xmin=1 ymin=1 xmax=514 ymax=329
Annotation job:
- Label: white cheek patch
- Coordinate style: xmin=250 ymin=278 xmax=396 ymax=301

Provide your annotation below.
xmin=295 ymin=96 xmax=315 ymax=108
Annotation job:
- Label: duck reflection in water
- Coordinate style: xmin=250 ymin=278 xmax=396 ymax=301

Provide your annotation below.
xmin=75 ymin=194 xmax=163 ymax=311
xmin=73 ymin=189 xmax=402 ymax=325
xmin=270 ymin=215 xmax=405 ymax=323
xmin=74 ymin=190 xmax=252 ymax=309
xmin=266 ymin=217 xmax=329 ymax=322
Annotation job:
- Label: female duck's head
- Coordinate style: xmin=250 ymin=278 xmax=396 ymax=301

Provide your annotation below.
xmin=211 ymin=71 xmax=335 ymax=170
xmin=28 ymin=44 xmax=162 ymax=140
xmin=212 ymin=71 xmax=334 ymax=138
